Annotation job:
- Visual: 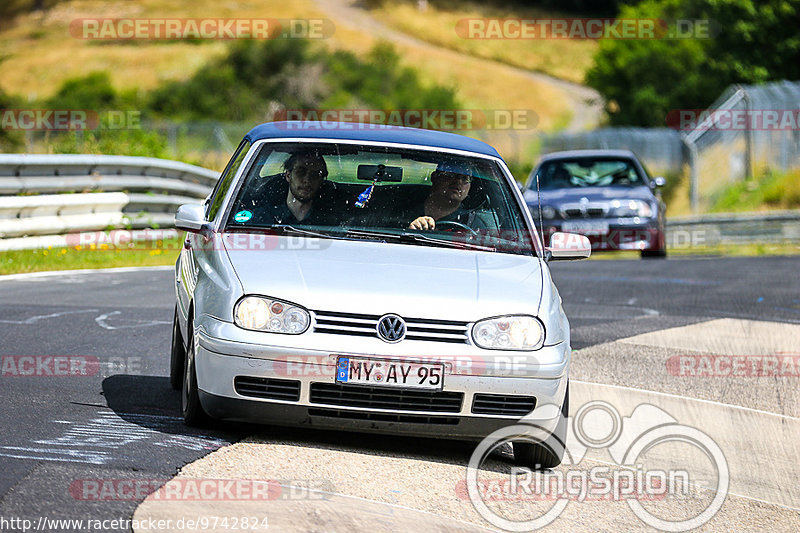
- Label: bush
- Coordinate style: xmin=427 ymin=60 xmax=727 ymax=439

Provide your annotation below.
xmin=0 ymin=88 xmax=25 ymax=151
xmin=46 ymin=72 xmax=119 ymax=111
xmin=147 ymin=39 xmax=460 ymax=122
xmin=52 ymin=126 xmax=169 ymax=159
xmin=711 ymin=169 xmax=800 ymax=212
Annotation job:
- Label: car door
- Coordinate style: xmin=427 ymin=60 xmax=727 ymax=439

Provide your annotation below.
xmin=177 ymin=140 xmax=251 ymax=318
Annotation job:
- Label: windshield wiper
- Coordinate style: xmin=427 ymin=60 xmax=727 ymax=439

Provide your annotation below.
xmin=400 ymin=231 xmax=497 ymax=251
xmin=230 ymin=224 xmax=355 ymax=241
xmin=345 ymin=229 xmax=497 ymax=251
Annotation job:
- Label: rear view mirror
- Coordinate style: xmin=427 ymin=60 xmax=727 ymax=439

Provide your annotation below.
xmin=357 ymin=164 xmax=403 ymax=182
xmin=547 ymin=232 xmax=591 ymax=261
xmin=652 ymin=176 xmax=666 ymax=188
xmin=175 ymin=204 xmax=208 ymax=233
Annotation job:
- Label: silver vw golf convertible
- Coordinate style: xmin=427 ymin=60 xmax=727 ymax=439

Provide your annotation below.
xmin=171 ymin=121 xmax=589 ymax=468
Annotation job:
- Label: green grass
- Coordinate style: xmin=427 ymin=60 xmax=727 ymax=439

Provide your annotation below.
xmin=667 ymin=242 xmax=800 ymax=257
xmin=711 ymin=169 xmax=800 ymax=213
xmin=584 ymin=242 xmax=800 ymax=260
xmin=2 ymin=233 xmax=797 ymax=276
xmin=0 ymin=238 xmax=182 ymax=275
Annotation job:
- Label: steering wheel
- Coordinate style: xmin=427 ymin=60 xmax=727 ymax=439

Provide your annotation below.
xmin=435 ymin=220 xmax=479 ymax=237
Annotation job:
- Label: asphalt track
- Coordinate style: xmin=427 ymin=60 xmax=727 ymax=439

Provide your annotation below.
xmin=0 ymin=257 xmax=798 ymax=531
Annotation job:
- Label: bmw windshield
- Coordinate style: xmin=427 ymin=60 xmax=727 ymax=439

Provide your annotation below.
xmin=533 ymin=158 xmax=646 ymax=189
xmin=223 ymin=142 xmax=537 ymax=256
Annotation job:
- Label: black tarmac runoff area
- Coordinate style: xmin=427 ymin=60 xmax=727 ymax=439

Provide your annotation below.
xmin=0 ymin=256 xmax=796 ymax=531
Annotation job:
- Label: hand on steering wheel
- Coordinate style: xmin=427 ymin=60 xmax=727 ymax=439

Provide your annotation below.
xmin=434 ymin=220 xmax=479 ymax=237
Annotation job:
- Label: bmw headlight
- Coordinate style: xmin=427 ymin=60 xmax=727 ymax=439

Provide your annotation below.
xmin=540 ymin=205 xmax=557 ymax=219
xmin=234 ymin=296 xmax=310 ymax=334
xmin=610 ymin=199 xmax=652 ymax=218
xmin=472 ymin=315 xmax=545 ymax=350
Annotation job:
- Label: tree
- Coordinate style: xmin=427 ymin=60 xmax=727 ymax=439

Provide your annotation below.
xmin=587 ymin=0 xmax=800 ymax=126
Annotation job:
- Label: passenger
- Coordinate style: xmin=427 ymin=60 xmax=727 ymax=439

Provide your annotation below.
xmin=407 ymin=161 xmax=485 ymax=231
xmin=256 ymin=150 xmax=336 ymax=225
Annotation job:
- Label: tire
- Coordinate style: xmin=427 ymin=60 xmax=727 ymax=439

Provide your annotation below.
xmin=182 ymin=320 xmax=210 ymax=426
xmin=169 ymin=306 xmax=185 ymax=391
xmin=513 ymin=383 xmax=569 ymax=470
xmin=641 ymin=248 xmax=667 ymax=259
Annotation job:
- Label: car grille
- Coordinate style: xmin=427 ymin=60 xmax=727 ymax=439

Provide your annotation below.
xmin=471 ymin=393 xmax=537 ymax=416
xmin=308 ymin=408 xmax=459 ymax=425
xmin=309 ymin=383 xmax=463 ymax=413
xmin=562 ymin=204 xmax=608 ymax=219
xmin=313 ymin=310 xmax=469 ymax=344
xmin=234 ymin=376 xmax=301 ymax=402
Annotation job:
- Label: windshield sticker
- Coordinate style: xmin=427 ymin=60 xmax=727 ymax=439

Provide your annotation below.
xmin=234 ymin=210 xmax=253 ymax=223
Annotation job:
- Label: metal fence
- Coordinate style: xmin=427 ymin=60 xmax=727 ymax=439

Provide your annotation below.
xmin=538 ymin=80 xmax=800 ymax=212
xmin=683 ymin=80 xmax=800 ymax=211
xmin=540 ymin=127 xmax=686 ymax=176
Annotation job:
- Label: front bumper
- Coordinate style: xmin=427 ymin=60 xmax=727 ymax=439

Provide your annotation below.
xmin=543 ymin=220 xmax=663 ymax=252
xmin=193 ymin=315 xmax=569 ymax=440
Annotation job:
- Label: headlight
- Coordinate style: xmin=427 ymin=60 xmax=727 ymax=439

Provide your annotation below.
xmin=610 ymin=199 xmax=652 ymax=217
xmin=540 ymin=205 xmax=557 ymax=219
xmin=234 ymin=296 xmax=310 ymax=334
xmin=472 ymin=315 xmax=545 ymax=350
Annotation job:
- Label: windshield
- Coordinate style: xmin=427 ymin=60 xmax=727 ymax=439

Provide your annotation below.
xmin=223 ymin=142 xmax=536 ymax=256
xmin=533 ymin=158 xmax=645 ymax=189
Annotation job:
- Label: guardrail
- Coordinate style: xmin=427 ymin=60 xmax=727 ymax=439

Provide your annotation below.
xmin=667 ymin=210 xmax=800 ymax=248
xmin=0 ymin=154 xmax=216 ymax=251
xmin=1 ymin=154 xmax=798 ymax=252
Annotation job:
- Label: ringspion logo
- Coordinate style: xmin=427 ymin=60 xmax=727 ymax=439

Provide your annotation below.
xmin=466 ymin=401 xmax=728 ymax=531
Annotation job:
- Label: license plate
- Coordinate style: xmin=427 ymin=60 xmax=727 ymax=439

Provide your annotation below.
xmin=335 ymin=356 xmax=444 ymax=390
xmin=561 ymin=220 xmax=609 ymax=234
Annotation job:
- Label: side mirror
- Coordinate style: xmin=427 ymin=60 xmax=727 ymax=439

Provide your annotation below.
xmin=652 ymin=176 xmax=666 ymax=188
xmin=175 ymin=204 xmax=208 ymax=233
xmin=547 ymin=232 xmax=591 ymax=261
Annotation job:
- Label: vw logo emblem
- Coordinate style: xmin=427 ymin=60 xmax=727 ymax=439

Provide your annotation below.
xmin=377 ymin=314 xmax=406 ymax=343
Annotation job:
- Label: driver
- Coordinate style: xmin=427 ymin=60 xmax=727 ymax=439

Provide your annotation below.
xmin=407 ymin=161 xmax=484 ymax=231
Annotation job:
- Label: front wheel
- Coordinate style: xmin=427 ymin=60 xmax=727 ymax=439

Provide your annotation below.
xmin=182 ymin=327 xmax=210 ymax=426
xmin=513 ymin=383 xmax=569 ymax=470
xmin=169 ymin=306 xmax=185 ymax=391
